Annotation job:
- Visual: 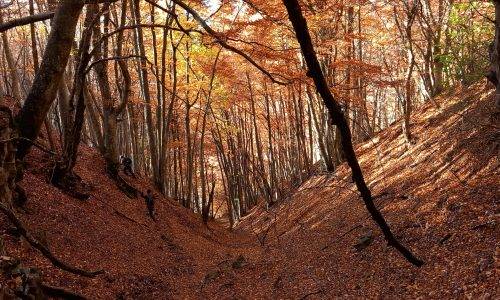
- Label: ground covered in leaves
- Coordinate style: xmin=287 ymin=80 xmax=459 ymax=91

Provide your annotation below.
xmin=1 ymin=82 xmax=498 ymax=299
xmin=233 ymin=82 xmax=499 ymax=299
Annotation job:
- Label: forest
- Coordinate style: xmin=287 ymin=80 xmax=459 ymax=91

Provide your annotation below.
xmin=0 ymin=0 xmax=498 ymax=298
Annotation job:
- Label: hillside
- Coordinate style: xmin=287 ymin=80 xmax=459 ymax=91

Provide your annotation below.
xmin=231 ymin=82 xmax=499 ymax=299
xmin=1 ymin=82 xmax=498 ymax=299
xmin=0 ymin=125 xmax=259 ymax=298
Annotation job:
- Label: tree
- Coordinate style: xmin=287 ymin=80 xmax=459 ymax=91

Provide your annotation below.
xmin=16 ymin=0 xmax=84 ymax=159
xmin=281 ymin=0 xmax=423 ymax=267
xmin=488 ymin=0 xmax=500 ymax=109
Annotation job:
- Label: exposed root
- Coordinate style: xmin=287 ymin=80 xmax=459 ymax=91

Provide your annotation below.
xmin=111 ymin=172 xmax=138 ymax=199
xmin=106 ymin=162 xmax=138 ymax=199
xmin=50 ymin=163 xmax=91 ymax=200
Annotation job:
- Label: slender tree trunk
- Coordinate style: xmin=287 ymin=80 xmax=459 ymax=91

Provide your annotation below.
xmin=489 ymin=1 xmax=500 ymax=109
xmin=131 ymin=0 xmax=160 ymax=185
xmin=0 ymin=13 xmax=22 ymax=102
xmin=282 ymin=0 xmax=423 ymax=267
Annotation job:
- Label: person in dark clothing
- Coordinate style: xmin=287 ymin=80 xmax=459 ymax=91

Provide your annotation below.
xmin=120 ymin=155 xmax=134 ymax=177
xmin=141 ymin=189 xmax=155 ymax=221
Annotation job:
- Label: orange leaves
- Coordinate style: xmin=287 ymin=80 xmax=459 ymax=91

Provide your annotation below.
xmin=329 ymin=59 xmax=382 ymax=75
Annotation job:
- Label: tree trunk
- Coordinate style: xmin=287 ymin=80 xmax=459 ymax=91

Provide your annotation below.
xmin=0 ymin=12 xmax=22 ymax=102
xmin=282 ymin=0 xmax=423 ymax=267
xmin=16 ymin=0 xmax=84 ymax=159
xmin=489 ymin=1 xmax=500 ymax=109
xmin=131 ymin=0 xmax=160 ymax=185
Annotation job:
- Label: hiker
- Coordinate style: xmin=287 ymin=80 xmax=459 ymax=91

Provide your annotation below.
xmin=141 ymin=189 xmax=155 ymax=221
xmin=120 ymin=155 xmax=134 ymax=177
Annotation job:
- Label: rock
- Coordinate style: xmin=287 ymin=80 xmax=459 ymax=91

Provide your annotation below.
xmin=354 ymin=230 xmax=373 ymax=251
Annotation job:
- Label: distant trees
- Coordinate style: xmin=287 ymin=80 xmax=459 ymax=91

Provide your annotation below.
xmin=0 ymin=0 xmax=493 ymax=227
xmin=282 ymin=0 xmax=423 ymax=267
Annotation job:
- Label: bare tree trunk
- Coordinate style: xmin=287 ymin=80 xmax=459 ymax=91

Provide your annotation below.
xmin=489 ymin=1 xmax=500 ymax=109
xmin=16 ymin=0 xmax=84 ymax=159
xmin=131 ymin=0 xmax=160 ymax=185
xmin=403 ymin=50 xmax=415 ymax=144
xmin=0 ymin=12 xmax=22 ymax=102
xmin=57 ymin=5 xmax=94 ymax=177
xmin=282 ymin=0 xmax=423 ymax=267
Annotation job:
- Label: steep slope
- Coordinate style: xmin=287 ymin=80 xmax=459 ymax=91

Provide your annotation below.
xmin=0 ymin=132 xmax=259 ymax=298
xmin=1 ymin=82 xmax=498 ymax=299
xmin=228 ymin=82 xmax=499 ymax=299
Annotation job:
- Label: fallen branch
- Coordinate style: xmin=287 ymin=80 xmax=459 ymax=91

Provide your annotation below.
xmin=0 ymin=202 xmax=104 ymax=277
xmin=114 ymin=210 xmax=147 ymax=227
xmin=300 ymin=289 xmax=323 ymax=300
xmin=92 ymin=195 xmax=146 ymax=227
xmin=321 ymin=224 xmax=363 ymax=251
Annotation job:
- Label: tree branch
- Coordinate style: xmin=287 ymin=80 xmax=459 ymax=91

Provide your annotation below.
xmin=89 ymin=23 xmax=201 ymax=57
xmin=0 ymin=202 xmax=104 ymax=277
xmin=0 ymin=137 xmax=57 ymax=155
xmin=0 ymin=12 xmax=54 ymax=33
xmin=85 ymin=55 xmax=144 ymax=74
xmin=171 ymin=0 xmax=288 ymax=85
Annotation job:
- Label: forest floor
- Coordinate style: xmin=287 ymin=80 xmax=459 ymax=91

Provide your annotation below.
xmin=1 ymin=81 xmax=499 ymax=299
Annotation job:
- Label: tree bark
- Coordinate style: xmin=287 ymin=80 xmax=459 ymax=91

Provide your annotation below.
xmin=16 ymin=0 xmax=84 ymax=159
xmin=489 ymin=1 xmax=500 ymax=109
xmin=282 ymin=0 xmax=423 ymax=267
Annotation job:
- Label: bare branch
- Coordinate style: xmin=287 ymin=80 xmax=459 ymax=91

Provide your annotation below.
xmin=0 ymin=202 xmax=104 ymax=277
xmin=171 ymin=0 xmax=288 ymax=85
xmin=0 ymin=12 xmax=54 ymax=33
xmin=85 ymin=54 xmax=144 ymax=74
xmin=89 ymin=23 xmax=202 ymax=57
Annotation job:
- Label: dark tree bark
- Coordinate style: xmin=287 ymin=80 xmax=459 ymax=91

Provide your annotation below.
xmin=489 ymin=1 xmax=500 ymax=109
xmin=15 ymin=0 xmax=84 ymax=159
xmin=58 ymin=5 xmax=95 ymax=176
xmin=282 ymin=0 xmax=423 ymax=267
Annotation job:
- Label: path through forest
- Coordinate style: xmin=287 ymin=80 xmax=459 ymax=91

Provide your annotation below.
xmin=1 ymin=82 xmax=498 ymax=298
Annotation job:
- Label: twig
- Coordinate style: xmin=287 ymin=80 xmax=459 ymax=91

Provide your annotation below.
xmin=92 ymin=195 xmax=146 ymax=227
xmin=300 ymin=289 xmax=323 ymax=300
xmin=114 ymin=210 xmax=147 ymax=227
xmin=0 ymin=137 xmax=57 ymax=155
xmin=321 ymin=224 xmax=363 ymax=251
xmin=84 ymin=55 xmax=145 ymax=74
